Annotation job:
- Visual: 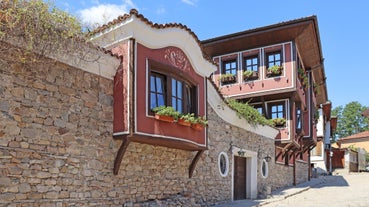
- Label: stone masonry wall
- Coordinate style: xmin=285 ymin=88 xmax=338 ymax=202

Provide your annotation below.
xmin=0 ymin=54 xmax=309 ymax=206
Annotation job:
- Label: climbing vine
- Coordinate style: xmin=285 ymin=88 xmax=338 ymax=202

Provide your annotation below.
xmin=227 ymin=99 xmax=274 ymax=126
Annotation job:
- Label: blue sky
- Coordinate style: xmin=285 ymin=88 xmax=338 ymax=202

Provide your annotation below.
xmin=56 ymin=0 xmax=369 ymax=109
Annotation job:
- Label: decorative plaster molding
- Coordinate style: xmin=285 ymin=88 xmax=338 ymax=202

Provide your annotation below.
xmin=164 ymin=48 xmax=190 ymax=72
xmin=90 ymin=16 xmax=216 ymax=77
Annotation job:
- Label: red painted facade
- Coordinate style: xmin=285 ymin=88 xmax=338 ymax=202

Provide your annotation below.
xmin=112 ymin=42 xmax=207 ymax=148
xmin=112 ymin=41 xmax=130 ymax=134
xmin=206 ymin=41 xmax=319 ymax=165
xmin=135 ymin=44 xmax=207 ymax=147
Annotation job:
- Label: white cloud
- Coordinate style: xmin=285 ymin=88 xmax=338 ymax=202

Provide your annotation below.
xmin=79 ymin=0 xmax=137 ymax=29
xmin=181 ymin=0 xmax=197 ymax=6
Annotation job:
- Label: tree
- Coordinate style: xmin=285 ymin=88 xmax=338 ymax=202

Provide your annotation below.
xmin=332 ymin=101 xmax=369 ymax=140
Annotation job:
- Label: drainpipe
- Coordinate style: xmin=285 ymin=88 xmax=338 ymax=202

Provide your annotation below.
xmin=305 ymin=68 xmax=313 ymax=181
xmin=293 ymin=152 xmax=296 ymax=185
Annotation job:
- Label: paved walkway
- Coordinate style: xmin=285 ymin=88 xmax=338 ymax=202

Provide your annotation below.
xmin=213 ymin=175 xmax=337 ymax=207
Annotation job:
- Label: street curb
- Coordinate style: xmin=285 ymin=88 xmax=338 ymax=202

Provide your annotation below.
xmin=257 ymin=187 xmax=311 ymax=206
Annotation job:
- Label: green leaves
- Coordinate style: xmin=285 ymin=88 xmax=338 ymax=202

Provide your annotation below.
xmin=227 ymin=99 xmax=273 ymax=126
xmin=332 ymin=101 xmax=369 ymax=140
xmin=0 ymin=0 xmax=83 ymax=63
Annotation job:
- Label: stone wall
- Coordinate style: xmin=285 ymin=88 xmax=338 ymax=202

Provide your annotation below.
xmin=0 ymin=54 xmax=309 ymax=206
xmin=296 ymin=161 xmax=309 ymax=184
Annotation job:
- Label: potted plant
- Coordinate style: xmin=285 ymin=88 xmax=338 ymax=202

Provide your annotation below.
xmin=219 ymin=73 xmax=236 ymax=84
xmin=178 ymin=113 xmax=194 ymax=127
xmin=243 ymin=70 xmax=258 ymax=81
xmin=189 ymin=116 xmax=208 ymax=131
xmin=267 ymin=65 xmax=282 ymax=77
xmin=152 ymin=106 xmax=180 ymax=123
xmin=272 ymin=117 xmax=286 ymax=127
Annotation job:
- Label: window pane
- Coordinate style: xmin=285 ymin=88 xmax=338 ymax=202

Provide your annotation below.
xmin=269 ymin=55 xmax=274 ymax=62
xmin=156 ymin=77 xmax=163 ymax=93
xmin=231 ymin=62 xmax=236 ymax=68
xmin=177 ymin=101 xmax=182 ymax=113
xmin=157 ymin=94 xmax=165 ymax=106
xmin=150 ymin=93 xmax=156 ymax=109
xmin=150 ymin=76 xmax=155 ymax=92
xmin=275 ymin=54 xmax=280 ymax=61
xmin=172 ymin=97 xmax=177 ymax=110
xmin=177 ymin=81 xmax=182 ymax=98
xmin=172 ymin=79 xmax=176 ymax=96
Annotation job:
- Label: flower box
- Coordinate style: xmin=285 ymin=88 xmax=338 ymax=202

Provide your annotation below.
xmin=178 ymin=118 xmax=191 ymax=127
xmin=155 ymin=114 xmax=175 ymax=123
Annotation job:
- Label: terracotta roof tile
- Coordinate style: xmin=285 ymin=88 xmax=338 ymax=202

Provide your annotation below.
xmin=88 ymin=9 xmax=216 ymax=67
xmin=340 ymin=130 xmax=369 ymax=141
xmin=362 ymin=108 xmax=369 ymax=117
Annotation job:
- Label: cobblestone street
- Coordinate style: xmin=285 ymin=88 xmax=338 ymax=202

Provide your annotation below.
xmin=263 ymin=173 xmax=369 ymax=207
xmin=215 ymin=172 xmax=369 ymax=207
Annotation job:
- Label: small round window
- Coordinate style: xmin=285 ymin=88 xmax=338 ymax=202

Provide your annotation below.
xmin=261 ymin=159 xmax=269 ymax=178
xmin=218 ymin=152 xmax=229 ymax=177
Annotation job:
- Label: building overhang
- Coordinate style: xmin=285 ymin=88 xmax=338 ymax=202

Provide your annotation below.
xmin=89 ymin=9 xmax=217 ymax=77
xmin=202 ymin=16 xmax=328 ymax=105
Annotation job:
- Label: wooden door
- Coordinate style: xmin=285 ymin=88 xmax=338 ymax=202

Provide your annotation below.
xmin=234 ymin=156 xmax=247 ymax=200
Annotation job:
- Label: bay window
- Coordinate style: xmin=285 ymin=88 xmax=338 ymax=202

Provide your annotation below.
xmin=149 ymin=64 xmax=197 ymax=115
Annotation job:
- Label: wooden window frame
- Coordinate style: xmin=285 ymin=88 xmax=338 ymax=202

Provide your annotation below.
xmin=149 ymin=72 xmax=167 ymax=110
xmin=268 ymin=101 xmax=285 ymax=119
xmin=148 ymin=61 xmax=197 ymax=115
xmin=244 ymin=55 xmax=259 ymax=72
xmin=222 ymin=59 xmax=238 ymax=75
xmin=266 ymin=51 xmax=282 ymax=69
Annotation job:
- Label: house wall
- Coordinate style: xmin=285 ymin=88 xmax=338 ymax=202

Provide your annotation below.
xmin=212 ymin=42 xmax=294 ymax=97
xmin=340 ymin=138 xmax=369 ymax=152
xmin=0 ymin=49 xmax=307 ymax=206
xmin=133 ymin=44 xmax=206 ymax=146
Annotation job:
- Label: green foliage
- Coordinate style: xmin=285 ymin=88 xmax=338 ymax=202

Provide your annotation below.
xmin=220 ymin=73 xmax=235 ymax=78
xmin=243 ymin=70 xmax=253 ymax=77
xmin=332 ymin=101 xmax=369 ymax=140
xmin=0 ymin=0 xmax=83 ymax=63
xmin=267 ymin=65 xmax=282 ymax=74
xmin=219 ymin=73 xmax=236 ymax=81
xmin=314 ymin=109 xmax=320 ymax=123
xmin=152 ymin=106 xmax=180 ymax=120
xmin=152 ymin=107 xmax=207 ymax=124
xmin=348 ymin=144 xmax=358 ymax=152
xmin=180 ymin=113 xmax=195 ymax=122
xmin=272 ymin=117 xmax=286 ymax=127
xmin=182 ymin=113 xmax=208 ymax=126
xmin=227 ymin=99 xmax=274 ymax=126
xmin=298 ymin=68 xmax=305 ymax=77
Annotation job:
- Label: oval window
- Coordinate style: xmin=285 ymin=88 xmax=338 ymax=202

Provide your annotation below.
xmin=218 ymin=152 xmax=229 ymax=177
xmin=261 ymin=159 xmax=269 ymax=178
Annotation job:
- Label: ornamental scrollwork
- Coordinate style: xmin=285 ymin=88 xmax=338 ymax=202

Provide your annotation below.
xmin=164 ymin=48 xmax=190 ymax=72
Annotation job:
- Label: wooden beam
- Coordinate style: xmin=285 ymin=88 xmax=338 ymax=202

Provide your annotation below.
xmin=113 ymin=138 xmax=131 ymax=175
xmin=189 ymin=150 xmax=204 ymax=178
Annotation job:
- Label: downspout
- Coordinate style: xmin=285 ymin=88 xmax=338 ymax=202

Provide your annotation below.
xmin=293 ymin=151 xmax=296 ymax=185
xmin=306 ymin=68 xmax=314 ymax=181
